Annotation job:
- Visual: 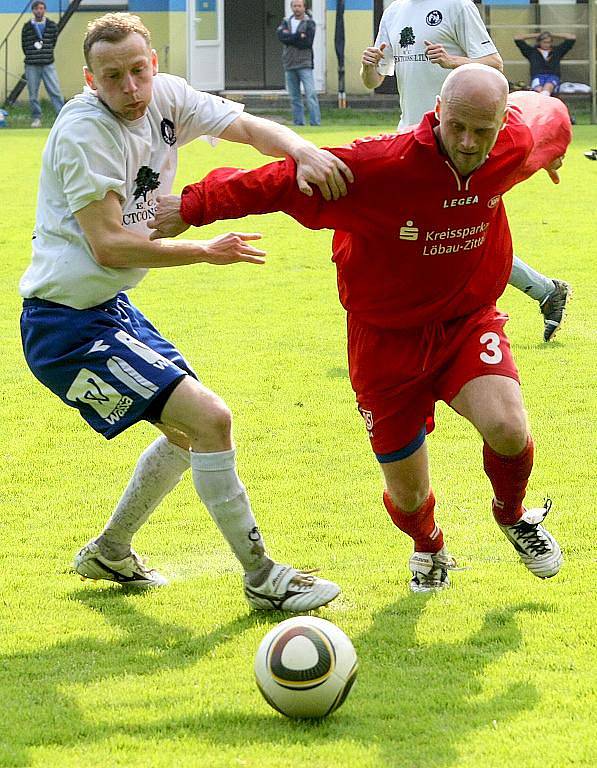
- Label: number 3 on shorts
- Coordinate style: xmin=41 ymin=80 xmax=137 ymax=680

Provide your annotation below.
xmin=479 ymin=331 xmax=503 ymax=364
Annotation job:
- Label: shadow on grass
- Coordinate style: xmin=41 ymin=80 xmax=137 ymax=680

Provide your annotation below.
xmin=0 ymin=591 xmax=544 ymax=767
xmin=327 ymin=367 xmax=349 ymax=379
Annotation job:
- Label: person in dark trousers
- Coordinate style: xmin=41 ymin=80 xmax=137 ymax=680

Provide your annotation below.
xmin=514 ymin=31 xmax=576 ymax=96
xmin=277 ymin=0 xmax=321 ymax=126
xmin=21 ymin=0 xmax=64 ymax=127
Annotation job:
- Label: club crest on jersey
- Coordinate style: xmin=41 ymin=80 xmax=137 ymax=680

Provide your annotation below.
xmin=487 ymin=195 xmax=501 ymax=208
xmin=133 ymin=166 xmax=160 ymax=203
xmin=399 ymin=26 xmax=416 ymax=52
xmin=399 ymin=220 xmax=419 ymax=240
xmin=426 ymin=10 xmax=443 ymax=26
xmin=161 ymin=118 xmax=177 ymax=146
xmin=443 ymin=195 xmax=479 ymax=208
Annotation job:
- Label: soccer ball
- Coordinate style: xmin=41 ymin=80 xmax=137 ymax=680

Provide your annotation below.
xmin=254 ymin=616 xmax=358 ymax=718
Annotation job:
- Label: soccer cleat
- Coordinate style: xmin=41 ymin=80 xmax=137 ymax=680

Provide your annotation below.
xmin=540 ymin=280 xmax=571 ymax=342
xmin=584 ymin=149 xmax=597 ymax=161
xmin=73 ymin=541 xmax=168 ymax=588
xmin=498 ymin=499 xmax=563 ymax=579
xmin=244 ymin=563 xmax=340 ymax=611
xmin=409 ymin=546 xmax=457 ymax=593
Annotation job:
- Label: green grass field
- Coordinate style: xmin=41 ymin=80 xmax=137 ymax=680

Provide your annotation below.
xmin=1 ymin=121 xmax=596 ymax=768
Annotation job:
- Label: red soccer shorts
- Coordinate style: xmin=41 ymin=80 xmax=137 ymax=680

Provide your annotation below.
xmin=347 ymin=305 xmax=520 ymax=458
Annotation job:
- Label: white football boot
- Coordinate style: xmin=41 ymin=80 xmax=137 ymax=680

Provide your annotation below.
xmin=74 ymin=541 xmax=168 ymax=588
xmin=244 ymin=563 xmax=340 ymax=611
xmin=409 ymin=545 xmax=458 ymax=593
xmin=498 ymin=499 xmax=563 ymax=578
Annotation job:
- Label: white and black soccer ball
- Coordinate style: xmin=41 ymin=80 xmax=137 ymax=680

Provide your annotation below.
xmin=254 ymin=616 xmax=358 ymax=719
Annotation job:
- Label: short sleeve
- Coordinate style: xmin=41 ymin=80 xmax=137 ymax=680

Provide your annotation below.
xmin=454 ymin=0 xmax=498 ymax=60
xmin=54 ymin=119 xmax=127 ymax=214
xmin=159 ymin=75 xmax=244 ymax=147
xmin=374 ymin=14 xmax=395 ymax=76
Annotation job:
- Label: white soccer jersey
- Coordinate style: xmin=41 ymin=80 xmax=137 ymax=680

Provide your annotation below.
xmin=375 ymin=0 xmax=498 ymax=128
xmin=20 ymin=73 xmax=243 ymax=309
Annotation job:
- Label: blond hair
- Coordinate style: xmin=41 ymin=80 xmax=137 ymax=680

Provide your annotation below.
xmin=84 ymin=13 xmax=151 ymax=68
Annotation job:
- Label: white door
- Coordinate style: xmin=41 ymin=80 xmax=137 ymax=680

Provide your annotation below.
xmin=284 ymin=0 xmax=326 ymax=92
xmin=188 ymin=0 xmax=225 ymax=91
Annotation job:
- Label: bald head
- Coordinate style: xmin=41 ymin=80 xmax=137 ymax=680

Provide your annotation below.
xmin=435 ymin=64 xmax=510 ymax=177
xmin=440 ymin=64 xmax=509 ymax=114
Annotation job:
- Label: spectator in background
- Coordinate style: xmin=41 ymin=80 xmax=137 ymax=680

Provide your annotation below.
xmin=515 ymin=31 xmax=576 ymax=96
xmin=277 ymin=0 xmax=321 ymax=126
xmin=21 ymin=0 xmax=64 ymax=127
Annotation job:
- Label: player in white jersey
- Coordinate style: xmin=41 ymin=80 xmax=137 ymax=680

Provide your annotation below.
xmin=360 ymin=0 xmax=571 ymax=342
xmin=19 ymin=13 xmax=349 ymax=611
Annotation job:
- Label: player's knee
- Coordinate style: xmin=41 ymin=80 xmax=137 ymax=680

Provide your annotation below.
xmin=174 ymin=393 xmax=232 ymax=449
xmin=484 ymin=408 xmax=528 ymax=454
xmin=192 ymin=396 xmax=232 ymax=443
xmin=387 ymin=483 xmax=429 ymax=514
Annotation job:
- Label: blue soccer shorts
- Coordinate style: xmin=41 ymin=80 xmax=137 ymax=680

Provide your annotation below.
xmin=531 ymin=74 xmax=560 ymax=92
xmin=20 ymin=293 xmax=197 ymax=439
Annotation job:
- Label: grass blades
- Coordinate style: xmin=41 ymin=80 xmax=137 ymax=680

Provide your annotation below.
xmin=0 ymin=122 xmax=595 ymax=768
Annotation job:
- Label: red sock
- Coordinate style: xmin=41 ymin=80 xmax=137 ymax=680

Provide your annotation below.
xmin=383 ymin=490 xmax=444 ymax=553
xmin=483 ymin=436 xmax=534 ymax=525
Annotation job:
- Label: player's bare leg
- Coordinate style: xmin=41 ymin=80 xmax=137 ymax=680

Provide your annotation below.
xmin=380 ymin=443 xmax=457 ymax=593
xmin=451 ymin=375 xmax=562 ymax=577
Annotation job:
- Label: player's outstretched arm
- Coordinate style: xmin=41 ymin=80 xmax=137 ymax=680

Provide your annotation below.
xmin=153 ymin=141 xmax=367 ymax=239
xmin=506 ymin=91 xmax=572 ymax=185
xmin=75 ymin=192 xmax=266 ymax=267
xmin=219 ymin=111 xmax=354 ymax=201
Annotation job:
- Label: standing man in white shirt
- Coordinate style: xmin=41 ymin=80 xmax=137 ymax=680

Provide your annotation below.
xmin=19 ymin=12 xmax=351 ymax=610
xmin=360 ymin=0 xmax=571 ymax=342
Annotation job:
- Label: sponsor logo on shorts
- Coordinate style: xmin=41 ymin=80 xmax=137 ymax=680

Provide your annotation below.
xmin=66 ymin=368 xmax=134 ymax=425
xmin=86 ymin=339 xmax=110 ymax=354
xmin=426 ymin=10 xmax=443 ymax=26
xmin=399 ymin=220 xmax=419 ymax=241
xmin=358 ymin=406 xmax=374 ymax=434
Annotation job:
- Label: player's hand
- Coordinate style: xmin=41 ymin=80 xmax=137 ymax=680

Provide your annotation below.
xmin=546 ymin=156 xmax=564 ymax=184
xmin=148 ymin=195 xmax=190 ymax=240
xmin=424 ymin=40 xmax=455 ymax=69
xmin=294 ymin=146 xmax=354 ymax=201
xmin=201 ymin=232 xmax=266 ymax=265
xmin=361 ymin=42 xmax=387 ymax=68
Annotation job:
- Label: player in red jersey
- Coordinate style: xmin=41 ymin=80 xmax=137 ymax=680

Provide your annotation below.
xmin=151 ymin=65 xmax=570 ymax=592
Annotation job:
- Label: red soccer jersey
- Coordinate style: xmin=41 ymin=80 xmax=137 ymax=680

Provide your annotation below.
xmin=181 ymin=92 xmax=570 ymax=330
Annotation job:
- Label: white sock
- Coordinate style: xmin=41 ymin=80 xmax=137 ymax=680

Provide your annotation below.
xmin=190 ymin=448 xmax=272 ymax=578
xmin=508 ymin=255 xmax=555 ymax=302
xmin=97 ymin=436 xmax=190 ymax=560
